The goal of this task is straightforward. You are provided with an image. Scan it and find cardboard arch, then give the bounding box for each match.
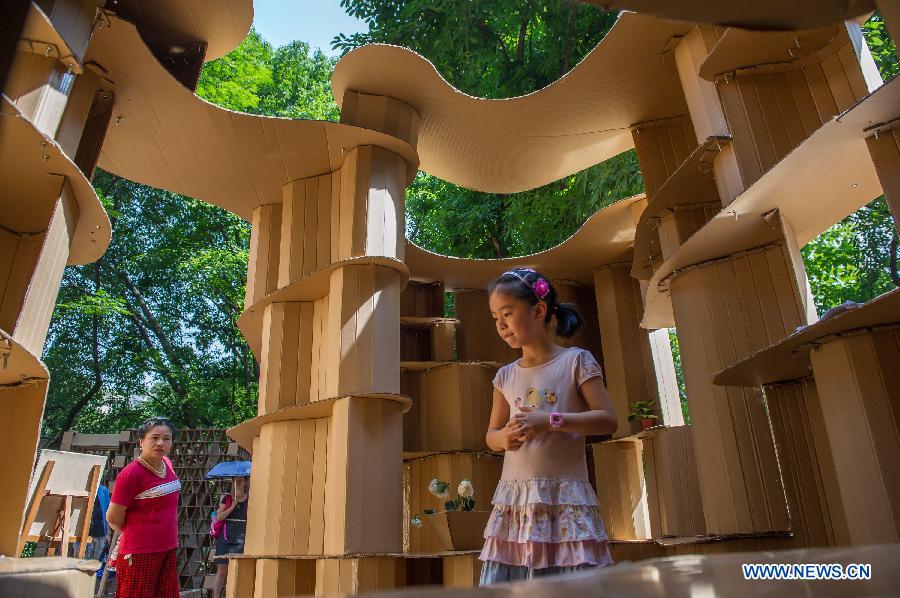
[332,13,692,194]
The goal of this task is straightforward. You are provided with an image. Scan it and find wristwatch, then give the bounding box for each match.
[549,412,564,431]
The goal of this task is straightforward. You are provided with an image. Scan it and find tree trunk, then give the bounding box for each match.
[561,0,578,75]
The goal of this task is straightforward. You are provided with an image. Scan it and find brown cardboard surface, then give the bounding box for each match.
[641,74,898,328]
[698,25,844,81]
[715,288,900,386]
[332,13,691,194]
[0,557,98,598]
[18,2,86,73]
[400,281,445,318]
[810,329,900,544]
[402,363,495,453]
[0,328,49,385]
[631,116,699,200]
[764,380,844,548]
[227,394,411,452]
[88,15,418,222]
[109,0,252,62]
[0,97,110,265]
[591,441,651,540]
[237,256,408,357]
[580,1,875,30]
[865,123,900,229]
[407,196,644,291]
[642,425,706,537]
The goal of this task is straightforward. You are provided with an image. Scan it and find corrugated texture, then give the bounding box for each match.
[592,441,651,540]
[865,125,900,228]
[631,116,698,199]
[642,426,706,537]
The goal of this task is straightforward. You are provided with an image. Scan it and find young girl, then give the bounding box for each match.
[480,268,617,585]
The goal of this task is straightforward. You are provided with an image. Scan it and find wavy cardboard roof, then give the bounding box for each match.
[582,0,874,30]
[331,12,692,194]
[405,195,645,291]
[88,14,419,221]
[109,0,253,61]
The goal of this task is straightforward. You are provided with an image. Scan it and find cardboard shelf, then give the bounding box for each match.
[226,550,481,560]
[714,288,900,387]
[579,0,873,30]
[400,317,460,327]
[87,14,419,222]
[640,75,900,329]
[237,256,409,356]
[632,136,730,279]
[402,449,502,462]
[604,424,668,443]
[0,328,49,386]
[332,13,693,195]
[400,361,503,372]
[698,25,843,82]
[227,394,412,451]
[0,97,111,265]
[405,196,644,290]
[19,2,83,73]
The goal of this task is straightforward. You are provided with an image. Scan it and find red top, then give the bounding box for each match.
[111,456,181,554]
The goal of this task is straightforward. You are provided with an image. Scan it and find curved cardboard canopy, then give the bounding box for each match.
[88,15,419,221]
[581,1,874,30]
[405,196,645,290]
[0,98,111,265]
[332,12,691,194]
[640,76,897,329]
[109,0,253,61]
[0,329,49,386]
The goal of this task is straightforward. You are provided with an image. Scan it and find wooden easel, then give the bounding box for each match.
[16,455,103,558]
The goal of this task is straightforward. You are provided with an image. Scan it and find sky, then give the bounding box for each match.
[252,0,369,55]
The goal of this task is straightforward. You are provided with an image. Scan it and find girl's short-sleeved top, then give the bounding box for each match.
[492,346,604,481]
[111,456,181,554]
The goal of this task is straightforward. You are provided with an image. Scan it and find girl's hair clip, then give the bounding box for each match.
[503,269,551,300]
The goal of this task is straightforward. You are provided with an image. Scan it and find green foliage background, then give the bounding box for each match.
[40,5,898,441]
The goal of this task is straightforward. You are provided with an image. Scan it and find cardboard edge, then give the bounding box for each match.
[0,327,50,385]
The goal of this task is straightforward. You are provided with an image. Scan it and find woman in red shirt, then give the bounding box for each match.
[107,417,181,598]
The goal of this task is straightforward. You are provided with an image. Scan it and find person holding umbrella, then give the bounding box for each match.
[207,461,250,598]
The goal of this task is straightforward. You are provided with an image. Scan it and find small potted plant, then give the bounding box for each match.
[410,479,489,551]
[628,400,659,430]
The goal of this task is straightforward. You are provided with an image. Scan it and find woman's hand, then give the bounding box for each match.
[510,406,551,441]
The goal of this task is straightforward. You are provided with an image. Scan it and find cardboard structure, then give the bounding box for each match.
[3,0,900,595]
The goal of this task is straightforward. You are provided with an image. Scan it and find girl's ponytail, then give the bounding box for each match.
[553,302,583,338]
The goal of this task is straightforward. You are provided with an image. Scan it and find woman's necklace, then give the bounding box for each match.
[138,455,166,478]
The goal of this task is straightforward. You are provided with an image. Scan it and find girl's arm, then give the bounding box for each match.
[512,376,618,438]
[215,496,237,521]
[485,388,524,452]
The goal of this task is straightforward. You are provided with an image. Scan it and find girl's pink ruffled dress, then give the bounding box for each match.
[480,347,614,575]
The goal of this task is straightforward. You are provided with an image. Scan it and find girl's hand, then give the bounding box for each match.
[510,406,551,441]
[500,420,525,451]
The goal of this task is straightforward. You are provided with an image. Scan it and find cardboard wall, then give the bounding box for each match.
[279,172,339,286]
[454,289,520,364]
[591,440,651,540]
[400,281,445,318]
[402,364,495,453]
[244,204,282,308]
[252,559,315,598]
[404,452,502,553]
[4,51,71,138]
[631,115,698,199]
[865,124,900,231]
[0,233,43,335]
[552,280,604,364]
[642,425,705,538]
[593,264,664,437]
[809,328,900,544]
[764,379,845,548]
[225,559,256,598]
[656,201,720,260]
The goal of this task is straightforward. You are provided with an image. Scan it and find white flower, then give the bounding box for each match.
[410,515,423,528]
[457,479,474,498]
[428,478,449,499]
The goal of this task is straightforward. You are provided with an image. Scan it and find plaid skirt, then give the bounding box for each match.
[115,548,178,598]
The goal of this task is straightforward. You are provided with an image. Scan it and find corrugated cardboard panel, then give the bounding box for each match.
[631,116,697,199]
[33,0,104,63]
[311,294,330,402]
[0,234,42,335]
[553,280,603,364]
[400,281,445,318]
[405,453,502,553]
[0,381,48,556]
[245,204,282,308]
[253,559,315,598]
[279,174,335,287]
[225,558,256,598]
[341,91,420,149]
[403,364,495,453]
[454,289,520,365]
[593,265,659,438]
[810,329,900,544]
[591,441,651,540]
[257,303,300,415]
[443,554,482,588]
[765,380,841,548]
[674,26,730,146]
[866,126,900,228]
[670,267,789,534]
[307,418,329,554]
[430,321,456,361]
[643,426,705,537]
[5,51,70,139]
[55,68,98,160]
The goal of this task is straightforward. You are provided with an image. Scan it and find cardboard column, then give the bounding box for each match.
[668,212,815,534]
[809,328,900,544]
[245,204,282,308]
[865,124,900,231]
[593,264,677,436]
